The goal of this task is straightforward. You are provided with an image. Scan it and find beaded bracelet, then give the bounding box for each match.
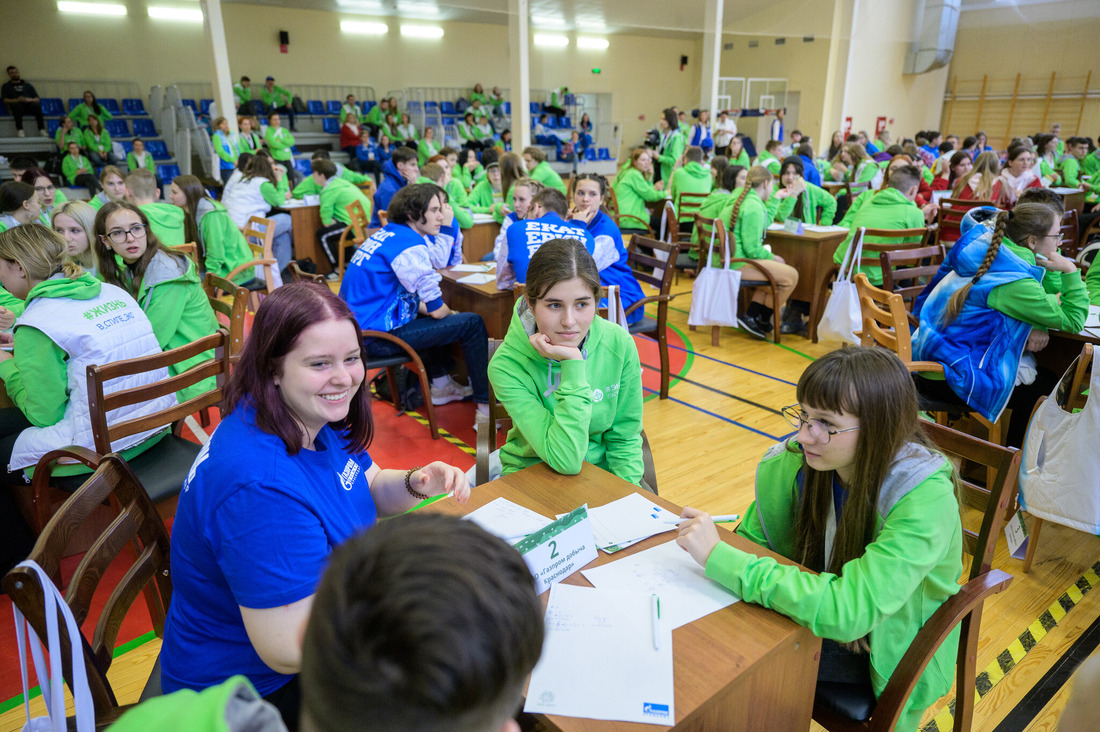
[405,466,430,500]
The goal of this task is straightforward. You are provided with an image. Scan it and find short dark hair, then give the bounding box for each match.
[0,181,35,215]
[938,141,955,154]
[301,513,543,732]
[683,145,704,164]
[226,282,373,455]
[722,164,747,191]
[391,146,418,167]
[531,187,567,217]
[9,155,38,172]
[885,164,921,193]
[1017,187,1065,214]
[310,149,331,160]
[239,75,250,82]
[388,183,447,225]
[439,146,458,158]
[6,66,16,73]
[312,158,337,178]
[526,237,601,303]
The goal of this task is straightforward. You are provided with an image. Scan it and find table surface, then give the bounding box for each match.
[428,463,821,731]
[438,266,514,339]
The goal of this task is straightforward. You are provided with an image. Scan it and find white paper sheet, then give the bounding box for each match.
[525,584,675,725]
[457,272,497,285]
[767,222,786,231]
[471,213,497,223]
[1051,187,1081,194]
[463,497,552,543]
[803,224,849,233]
[586,493,681,552]
[582,540,740,629]
[450,262,496,272]
[1083,304,1100,330]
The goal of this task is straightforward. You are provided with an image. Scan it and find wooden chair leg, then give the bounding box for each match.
[657,331,670,399]
[711,326,720,347]
[771,286,782,344]
[1022,515,1043,573]
[385,366,401,411]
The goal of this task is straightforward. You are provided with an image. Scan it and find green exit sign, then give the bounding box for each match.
[591,67,601,74]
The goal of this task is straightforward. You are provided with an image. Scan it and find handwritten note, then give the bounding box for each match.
[584,493,682,553]
[463,497,552,543]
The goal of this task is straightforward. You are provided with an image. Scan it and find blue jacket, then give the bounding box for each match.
[800,155,822,186]
[371,159,405,227]
[503,211,594,285]
[339,221,460,331]
[912,219,1043,422]
[586,210,646,325]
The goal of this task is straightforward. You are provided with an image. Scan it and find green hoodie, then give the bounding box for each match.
[123,250,219,402]
[69,102,113,127]
[706,439,961,732]
[62,153,94,186]
[418,137,441,166]
[110,676,284,732]
[264,126,295,162]
[716,188,781,265]
[756,151,781,176]
[689,188,733,260]
[1057,154,1082,188]
[488,299,644,484]
[669,161,713,223]
[443,178,474,229]
[773,182,837,226]
[140,202,186,246]
[195,199,255,285]
[292,164,370,199]
[655,130,686,184]
[320,176,372,227]
[467,178,504,216]
[612,167,665,232]
[529,160,567,195]
[0,273,165,476]
[832,187,925,285]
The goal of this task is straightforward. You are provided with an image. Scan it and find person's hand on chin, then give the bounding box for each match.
[529,332,582,362]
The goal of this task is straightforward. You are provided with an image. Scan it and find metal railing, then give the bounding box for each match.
[30,79,145,113]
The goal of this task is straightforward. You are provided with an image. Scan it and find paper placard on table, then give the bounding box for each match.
[582,539,740,629]
[457,272,497,285]
[803,224,849,233]
[514,505,598,595]
[767,222,786,231]
[450,262,496,273]
[463,497,552,543]
[585,492,681,552]
[525,583,675,726]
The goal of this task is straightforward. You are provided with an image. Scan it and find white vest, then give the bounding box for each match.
[10,282,177,470]
[221,177,269,229]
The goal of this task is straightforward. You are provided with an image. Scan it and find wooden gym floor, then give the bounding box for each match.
[2,279,1098,731]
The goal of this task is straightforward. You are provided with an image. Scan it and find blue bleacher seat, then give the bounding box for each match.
[441,101,456,115]
[424,101,439,112]
[559,118,573,129]
[42,98,65,116]
[544,117,557,129]
[529,102,541,114]
[122,98,147,115]
[146,140,170,160]
[307,100,324,116]
[322,118,340,134]
[407,101,422,112]
[597,147,610,161]
[362,100,376,113]
[46,119,60,136]
[200,99,214,115]
[106,119,130,137]
[251,100,267,115]
[293,159,312,176]
[101,98,121,115]
[120,140,134,154]
[442,116,455,127]
[326,100,341,115]
[181,99,198,113]
[504,102,511,114]
[584,147,596,161]
[68,98,82,112]
[157,164,180,182]
[133,119,157,137]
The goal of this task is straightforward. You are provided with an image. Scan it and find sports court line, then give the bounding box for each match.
[665,342,799,386]
[641,363,784,415]
[642,386,785,441]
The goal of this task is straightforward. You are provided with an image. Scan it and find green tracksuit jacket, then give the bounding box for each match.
[83,128,112,158]
[655,130,685,184]
[488,299,644,484]
[467,178,504,216]
[264,126,295,162]
[716,188,780,266]
[61,154,94,186]
[260,85,291,110]
[833,188,925,285]
[68,102,112,127]
[612,167,665,232]
[773,182,837,226]
[140,202,186,246]
[127,151,156,173]
[319,176,372,226]
[669,161,713,223]
[195,199,255,285]
[706,438,962,732]
[530,160,567,195]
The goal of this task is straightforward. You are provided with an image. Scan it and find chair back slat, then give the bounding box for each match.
[879,244,945,312]
[170,242,200,268]
[202,273,248,357]
[242,216,279,294]
[855,273,911,361]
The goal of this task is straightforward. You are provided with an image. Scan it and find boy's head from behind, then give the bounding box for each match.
[300,513,544,732]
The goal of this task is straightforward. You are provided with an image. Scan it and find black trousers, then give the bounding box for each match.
[316,222,346,267]
[0,408,36,577]
[9,102,44,132]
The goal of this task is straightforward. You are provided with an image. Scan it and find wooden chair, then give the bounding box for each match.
[378,209,389,226]
[878,244,945,325]
[812,420,1017,732]
[335,199,370,277]
[3,455,173,728]
[288,261,326,284]
[1059,208,1080,261]
[935,198,984,248]
[612,202,656,239]
[625,236,683,399]
[606,187,620,218]
[693,215,783,345]
[854,273,1009,482]
[844,180,871,202]
[1021,342,1093,573]
[26,329,232,532]
[170,241,200,268]
[229,216,281,311]
[202,273,248,359]
[362,330,440,440]
[357,178,376,201]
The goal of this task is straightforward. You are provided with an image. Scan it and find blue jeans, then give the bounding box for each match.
[367,313,489,403]
[266,212,293,272]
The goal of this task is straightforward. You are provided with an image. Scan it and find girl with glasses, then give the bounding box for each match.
[676,347,963,732]
[93,201,219,402]
[19,167,66,223]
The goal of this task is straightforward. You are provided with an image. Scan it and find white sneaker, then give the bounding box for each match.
[39,129,49,138]
[16,130,25,138]
[430,379,472,405]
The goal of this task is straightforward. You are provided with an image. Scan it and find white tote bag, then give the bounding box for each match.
[1019,356,1100,534]
[817,227,866,345]
[13,560,95,732]
[603,284,630,332]
[688,221,742,328]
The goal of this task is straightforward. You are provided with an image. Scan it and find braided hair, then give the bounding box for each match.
[728,166,772,235]
[942,203,1058,323]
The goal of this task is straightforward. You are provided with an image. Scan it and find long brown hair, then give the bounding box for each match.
[93,200,189,295]
[952,151,1000,200]
[172,174,211,257]
[942,203,1057,323]
[498,152,526,203]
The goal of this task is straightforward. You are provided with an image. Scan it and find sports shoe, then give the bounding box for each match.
[324,271,340,282]
[430,378,473,405]
[16,130,25,138]
[738,314,767,340]
[39,129,49,137]
[780,317,807,335]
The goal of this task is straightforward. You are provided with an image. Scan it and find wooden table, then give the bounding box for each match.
[464,218,502,263]
[1039,327,1100,377]
[1052,188,1085,216]
[286,203,332,275]
[438,267,514,339]
[428,463,822,731]
[822,181,847,196]
[764,226,848,342]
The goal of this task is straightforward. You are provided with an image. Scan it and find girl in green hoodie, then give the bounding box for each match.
[94,201,220,402]
[170,175,261,288]
[675,347,963,732]
[488,238,644,485]
[612,147,666,235]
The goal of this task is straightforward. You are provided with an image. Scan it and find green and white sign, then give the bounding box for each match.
[514,505,598,595]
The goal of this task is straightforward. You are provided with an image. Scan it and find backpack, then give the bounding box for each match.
[370,366,424,410]
[455,97,470,114]
[291,96,308,114]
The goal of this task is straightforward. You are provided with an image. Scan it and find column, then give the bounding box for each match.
[699,0,723,114]
[201,0,238,133]
[509,0,531,150]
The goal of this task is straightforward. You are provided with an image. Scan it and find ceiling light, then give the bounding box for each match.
[337,0,384,8]
[534,33,569,48]
[401,25,445,39]
[341,20,389,34]
[148,6,203,21]
[57,1,126,15]
[577,37,609,50]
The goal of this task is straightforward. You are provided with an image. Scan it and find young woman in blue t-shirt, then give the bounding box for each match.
[160,282,470,729]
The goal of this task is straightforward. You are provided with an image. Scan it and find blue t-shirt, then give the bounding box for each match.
[161,403,377,696]
[505,211,594,284]
[587,210,646,325]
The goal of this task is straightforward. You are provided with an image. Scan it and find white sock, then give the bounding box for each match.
[431,375,449,389]
[476,403,490,416]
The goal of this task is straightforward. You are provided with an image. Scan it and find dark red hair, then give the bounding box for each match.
[226,282,373,454]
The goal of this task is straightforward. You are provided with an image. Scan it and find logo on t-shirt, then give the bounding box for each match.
[339,458,361,491]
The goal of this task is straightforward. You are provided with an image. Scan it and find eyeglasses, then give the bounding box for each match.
[104,224,147,245]
[1043,234,1065,244]
[781,405,861,444]
[34,185,55,195]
